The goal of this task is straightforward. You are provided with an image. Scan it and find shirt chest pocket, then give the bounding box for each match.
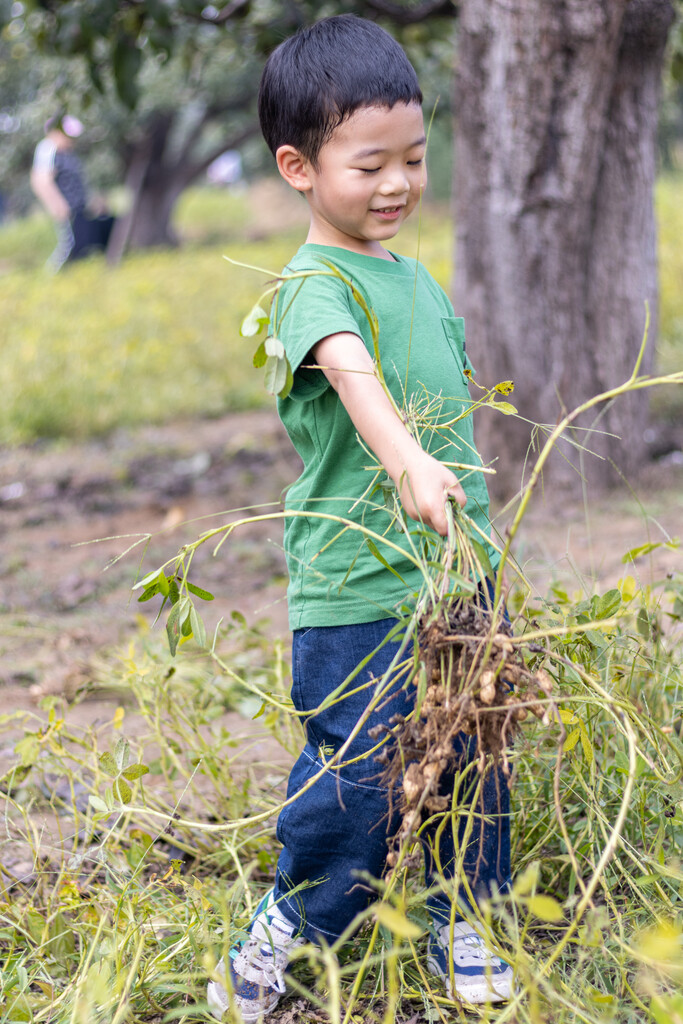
[441,316,472,386]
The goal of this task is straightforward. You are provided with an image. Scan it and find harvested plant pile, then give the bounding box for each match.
[376,598,555,869]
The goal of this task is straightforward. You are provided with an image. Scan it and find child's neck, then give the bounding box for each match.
[304,229,396,262]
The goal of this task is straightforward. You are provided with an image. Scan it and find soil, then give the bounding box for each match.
[1,407,681,712]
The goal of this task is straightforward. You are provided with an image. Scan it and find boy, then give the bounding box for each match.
[208,15,512,1021]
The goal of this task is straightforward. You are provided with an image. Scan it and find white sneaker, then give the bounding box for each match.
[207,890,304,1022]
[427,920,514,1004]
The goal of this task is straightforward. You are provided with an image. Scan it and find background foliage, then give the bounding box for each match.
[0,178,681,445]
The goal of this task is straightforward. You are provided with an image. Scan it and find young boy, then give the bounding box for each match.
[208,15,512,1020]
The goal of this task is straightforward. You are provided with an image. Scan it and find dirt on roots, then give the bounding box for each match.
[372,596,557,869]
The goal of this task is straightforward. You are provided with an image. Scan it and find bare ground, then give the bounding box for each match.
[1,407,681,709]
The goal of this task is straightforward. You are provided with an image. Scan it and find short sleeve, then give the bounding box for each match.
[32,138,56,174]
[270,261,366,401]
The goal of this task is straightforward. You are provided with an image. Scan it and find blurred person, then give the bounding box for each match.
[30,113,115,271]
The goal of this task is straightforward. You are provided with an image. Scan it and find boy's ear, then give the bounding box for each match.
[276,145,313,192]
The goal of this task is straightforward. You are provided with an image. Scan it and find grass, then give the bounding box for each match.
[1,525,681,1023]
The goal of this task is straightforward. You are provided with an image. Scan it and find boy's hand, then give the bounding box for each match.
[394,448,466,537]
[313,331,467,537]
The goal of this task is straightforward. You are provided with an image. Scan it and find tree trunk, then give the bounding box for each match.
[107,113,178,263]
[106,113,259,263]
[453,0,675,497]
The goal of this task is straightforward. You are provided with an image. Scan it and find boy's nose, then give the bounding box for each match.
[378,169,410,195]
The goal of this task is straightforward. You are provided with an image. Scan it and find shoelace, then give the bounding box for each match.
[258,955,287,994]
[238,933,290,995]
[438,926,499,965]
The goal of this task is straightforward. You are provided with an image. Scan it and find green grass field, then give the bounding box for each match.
[1,175,680,444]
[0,184,451,444]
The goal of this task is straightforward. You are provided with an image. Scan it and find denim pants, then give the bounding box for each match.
[273,611,511,944]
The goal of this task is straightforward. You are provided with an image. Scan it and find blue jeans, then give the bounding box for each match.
[273,605,511,943]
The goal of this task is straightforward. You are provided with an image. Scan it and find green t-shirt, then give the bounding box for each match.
[272,243,497,630]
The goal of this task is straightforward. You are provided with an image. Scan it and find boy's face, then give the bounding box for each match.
[295,102,427,257]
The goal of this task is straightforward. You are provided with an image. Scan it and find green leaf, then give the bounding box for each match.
[190,606,207,648]
[373,903,423,939]
[121,764,149,782]
[471,540,493,579]
[137,583,160,603]
[46,911,75,962]
[594,588,621,619]
[88,795,110,815]
[14,734,40,767]
[524,894,564,923]
[491,399,517,416]
[264,354,289,396]
[279,360,294,400]
[113,777,133,804]
[186,582,215,601]
[366,538,408,583]
[157,572,170,598]
[622,538,679,562]
[636,607,651,640]
[99,751,118,778]
[241,303,269,337]
[133,567,165,591]
[115,737,130,770]
[253,339,267,368]
[166,601,182,656]
[563,728,581,753]
[513,860,541,896]
[579,723,594,765]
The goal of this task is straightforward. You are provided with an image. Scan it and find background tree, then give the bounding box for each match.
[1,0,454,257]
[0,2,270,254]
[453,0,678,492]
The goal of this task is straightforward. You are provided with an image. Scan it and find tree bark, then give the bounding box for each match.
[106,113,259,262]
[107,112,177,263]
[453,0,675,496]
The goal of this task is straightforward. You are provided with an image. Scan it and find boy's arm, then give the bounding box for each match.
[313,332,466,537]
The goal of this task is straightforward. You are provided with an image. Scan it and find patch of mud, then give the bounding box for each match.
[0,410,301,696]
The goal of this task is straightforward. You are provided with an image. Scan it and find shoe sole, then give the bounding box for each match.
[426,955,513,1005]
[207,978,280,1022]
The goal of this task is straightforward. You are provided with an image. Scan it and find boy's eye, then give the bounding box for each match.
[358,167,380,174]
[407,158,424,166]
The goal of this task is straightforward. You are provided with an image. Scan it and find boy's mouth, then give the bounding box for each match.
[372,205,403,220]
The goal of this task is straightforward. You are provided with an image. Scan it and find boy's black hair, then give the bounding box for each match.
[258,14,422,167]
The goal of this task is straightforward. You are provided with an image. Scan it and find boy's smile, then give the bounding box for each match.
[281,102,427,259]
